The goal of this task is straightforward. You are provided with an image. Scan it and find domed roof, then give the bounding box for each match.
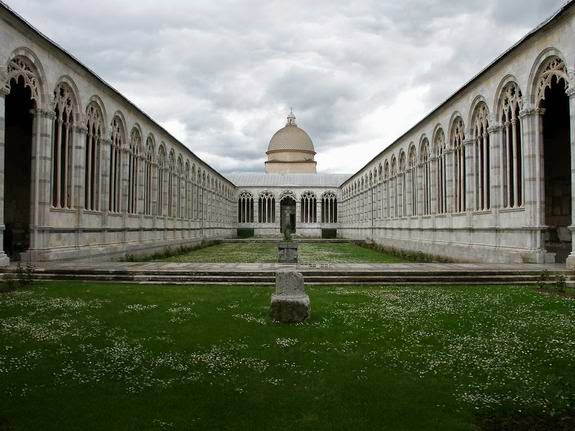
[267,111,315,154]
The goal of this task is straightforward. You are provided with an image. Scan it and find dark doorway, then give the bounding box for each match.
[542,76,571,262]
[280,197,296,234]
[4,77,34,259]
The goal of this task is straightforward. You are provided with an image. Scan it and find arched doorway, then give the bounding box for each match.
[540,63,571,262]
[4,76,34,259]
[280,196,296,234]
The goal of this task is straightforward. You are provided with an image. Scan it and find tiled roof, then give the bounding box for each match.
[225,173,350,188]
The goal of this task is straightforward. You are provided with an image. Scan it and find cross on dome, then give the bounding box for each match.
[286,108,297,126]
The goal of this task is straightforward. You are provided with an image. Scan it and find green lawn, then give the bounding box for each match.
[1,283,575,430]
[158,242,407,263]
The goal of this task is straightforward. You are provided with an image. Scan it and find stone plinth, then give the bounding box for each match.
[278,242,298,263]
[271,270,310,323]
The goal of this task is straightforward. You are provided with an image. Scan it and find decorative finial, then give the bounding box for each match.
[286,108,296,126]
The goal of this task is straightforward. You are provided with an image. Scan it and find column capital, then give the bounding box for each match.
[463,138,475,147]
[31,108,55,119]
[73,125,88,134]
[487,124,503,133]
[567,87,575,97]
[519,107,544,118]
[0,85,9,97]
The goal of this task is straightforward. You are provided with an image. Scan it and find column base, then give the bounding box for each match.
[0,252,10,267]
[566,254,575,269]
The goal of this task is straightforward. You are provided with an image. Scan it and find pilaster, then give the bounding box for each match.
[29,108,54,251]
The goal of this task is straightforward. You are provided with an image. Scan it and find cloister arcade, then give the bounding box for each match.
[0,1,574,265]
[340,47,575,265]
[0,44,236,263]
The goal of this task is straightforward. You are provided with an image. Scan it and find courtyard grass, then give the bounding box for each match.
[157,241,407,263]
[1,283,575,430]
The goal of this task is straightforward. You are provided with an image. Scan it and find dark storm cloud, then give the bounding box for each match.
[5,0,568,173]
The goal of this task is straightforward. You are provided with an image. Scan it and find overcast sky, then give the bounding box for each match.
[5,0,567,174]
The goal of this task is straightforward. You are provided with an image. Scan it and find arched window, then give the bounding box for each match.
[157,146,166,216]
[127,127,141,214]
[452,118,466,213]
[322,192,337,223]
[238,192,254,223]
[84,102,104,211]
[185,162,191,219]
[378,164,383,219]
[143,137,154,216]
[258,192,275,223]
[434,129,447,214]
[191,165,197,220]
[408,146,417,216]
[52,82,76,209]
[109,115,125,213]
[391,157,398,218]
[177,156,183,218]
[500,82,523,208]
[384,161,390,218]
[399,152,407,217]
[167,150,175,217]
[473,103,491,211]
[301,191,317,223]
[420,139,431,216]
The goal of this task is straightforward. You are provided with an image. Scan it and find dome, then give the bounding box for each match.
[267,111,315,154]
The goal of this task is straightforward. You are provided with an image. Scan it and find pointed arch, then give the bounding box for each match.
[127,126,142,214]
[84,100,105,211]
[450,115,466,213]
[109,114,125,213]
[51,80,78,209]
[471,102,491,210]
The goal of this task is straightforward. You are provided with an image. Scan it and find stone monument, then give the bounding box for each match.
[270,270,310,323]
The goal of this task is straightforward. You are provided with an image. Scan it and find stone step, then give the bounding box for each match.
[10,270,574,285]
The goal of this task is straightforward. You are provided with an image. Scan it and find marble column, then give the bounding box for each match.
[565,89,575,268]
[464,138,475,212]
[0,89,9,265]
[488,124,503,210]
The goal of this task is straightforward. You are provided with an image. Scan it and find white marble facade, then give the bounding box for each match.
[0,2,574,265]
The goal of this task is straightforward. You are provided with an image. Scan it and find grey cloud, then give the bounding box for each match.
[5,0,566,173]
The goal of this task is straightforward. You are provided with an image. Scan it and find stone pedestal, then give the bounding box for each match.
[271,270,310,323]
[277,241,298,263]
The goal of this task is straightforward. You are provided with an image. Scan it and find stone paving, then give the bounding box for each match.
[24,261,568,273]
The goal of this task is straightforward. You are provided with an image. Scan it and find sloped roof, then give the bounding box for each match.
[225,173,350,188]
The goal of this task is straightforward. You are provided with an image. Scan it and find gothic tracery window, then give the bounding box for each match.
[109,115,125,213]
[301,191,317,223]
[258,191,275,223]
[238,192,254,223]
[52,82,76,209]
[452,118,466,213]
[127,127,141,214]
[143,137,154,216]
[420,139,431,216]
[177,156,184,218]
[167,151,175,217]
[399,152,407,217]
[84,102,104,211]
[434,129,447,214]
[408,146,417,216]
[473,103,491,211]
[321,191,337,223]
[500,82,523,208]
[157,146,166,216]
